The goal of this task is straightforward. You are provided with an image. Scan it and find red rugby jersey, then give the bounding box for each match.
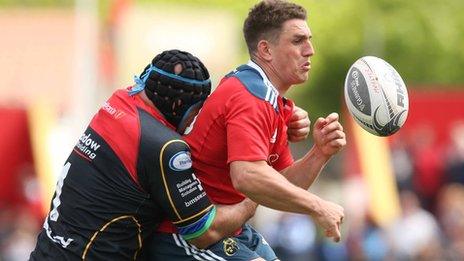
[157,62,295,234]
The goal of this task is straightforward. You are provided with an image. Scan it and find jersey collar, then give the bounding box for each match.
[247,60,279,95]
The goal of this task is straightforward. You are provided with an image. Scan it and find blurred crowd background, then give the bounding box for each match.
[1,0,463,260]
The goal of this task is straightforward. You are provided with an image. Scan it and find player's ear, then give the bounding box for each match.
[256,40,272,62]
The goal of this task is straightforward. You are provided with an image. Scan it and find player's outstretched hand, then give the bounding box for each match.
[312,199,345,243]
[287,106,310,142]
[312,112,346,157]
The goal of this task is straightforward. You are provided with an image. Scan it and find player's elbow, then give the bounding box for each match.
[229,161,258,195]
[230,163,247,193]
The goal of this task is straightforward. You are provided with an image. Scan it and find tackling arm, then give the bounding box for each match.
[153,139,257,249]
[188,199,257,248]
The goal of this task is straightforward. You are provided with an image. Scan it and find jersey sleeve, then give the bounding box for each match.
[152,140,215,240]
[225,91,274,163]
[272,145,294,171]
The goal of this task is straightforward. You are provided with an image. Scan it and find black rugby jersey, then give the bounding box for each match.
[30,89,214,260]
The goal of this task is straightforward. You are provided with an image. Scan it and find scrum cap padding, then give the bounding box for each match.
[141,50,211,128]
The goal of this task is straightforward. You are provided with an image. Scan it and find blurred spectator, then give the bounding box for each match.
[410,124,445,212]
[436,184,464,260]
[316,237,348,261]
[0,209,39,261]
[361,216,389,261]
[444,121,464,185]
[259,211,318,260]
[345,214,389,261]
[0,209,15,259]
[271,213,317,261]
[390,133,414,191]
[387,189,442,260]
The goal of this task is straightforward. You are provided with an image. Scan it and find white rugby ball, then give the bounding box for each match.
[344,56,409,136]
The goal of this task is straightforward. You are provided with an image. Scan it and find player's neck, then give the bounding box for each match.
[250,57,290,96]
[139,90,163,116]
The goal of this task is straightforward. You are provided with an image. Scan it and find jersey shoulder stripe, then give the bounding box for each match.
[225,65,279,112]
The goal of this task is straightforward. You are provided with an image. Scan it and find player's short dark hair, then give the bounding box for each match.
[243,0,307,54]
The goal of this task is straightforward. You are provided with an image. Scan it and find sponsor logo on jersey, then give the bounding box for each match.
[102,101,125,119]
[268,153,279,164]
[175,174,206,207]
[169,151,192,171]
[184,191,207,207]
[176,174,204,199]
[75,133,101,160]
[223,238,239,256]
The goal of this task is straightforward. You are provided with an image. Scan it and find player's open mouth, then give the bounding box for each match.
[302,62,311,71]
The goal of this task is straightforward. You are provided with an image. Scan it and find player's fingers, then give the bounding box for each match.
[321,121,343,134]
[323,130,345,143]
[288,128,310,138]
[329,136,347,148]
[288,133,308,143]
[325,226,341,243]
[288,118,310,129]
[324,112,339,124]
[319,130,344,145]
[332,225,341,243]
[327,139,346,151]
[325,229,332,237]
[323,128,344,139]
[314,117,326,130]
[290,106,308,121]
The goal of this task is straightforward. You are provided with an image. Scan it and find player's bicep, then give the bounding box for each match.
[154,140,215,239]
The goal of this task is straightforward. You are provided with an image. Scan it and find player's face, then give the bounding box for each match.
[270,19,314,88]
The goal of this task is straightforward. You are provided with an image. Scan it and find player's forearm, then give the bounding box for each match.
[280,145,331,190]
[230,161,324,216]
[211,199,257,236]
[187,199,257,248]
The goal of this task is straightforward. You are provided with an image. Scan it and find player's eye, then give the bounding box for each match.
[293,38,306,45]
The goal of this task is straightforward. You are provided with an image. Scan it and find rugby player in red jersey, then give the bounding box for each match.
[151,1,346,260]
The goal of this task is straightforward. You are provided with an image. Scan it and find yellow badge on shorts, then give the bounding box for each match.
[223,238,238,256]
